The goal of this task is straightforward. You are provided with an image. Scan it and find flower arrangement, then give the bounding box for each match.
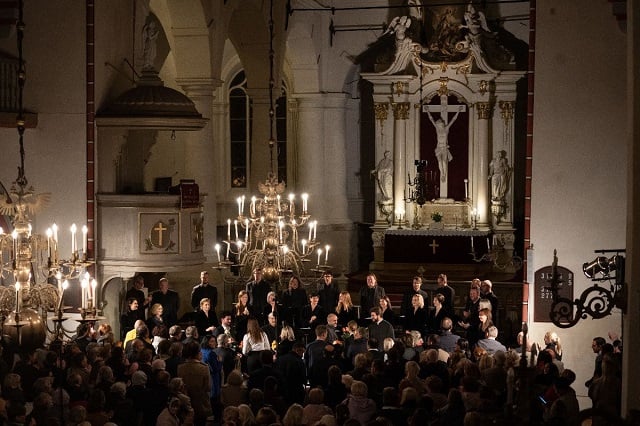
[431,211,443,222]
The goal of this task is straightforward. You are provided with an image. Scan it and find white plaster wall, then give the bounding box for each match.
[530,0,626,408]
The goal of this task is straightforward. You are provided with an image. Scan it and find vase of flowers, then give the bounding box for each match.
[430,211,444,229]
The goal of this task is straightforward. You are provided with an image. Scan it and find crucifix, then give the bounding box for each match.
[429,239,440,255]
[423,94,467,199]
[154,222,167,247]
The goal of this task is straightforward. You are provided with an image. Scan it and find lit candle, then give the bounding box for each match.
[308,223,313,241]
[302,193,308,214]
[27,224,32,237]
[234,220,239,240]
[464,179,469,199]
[250,196,257,217]
[46,228,52,260]
[301,239,307,254]
[236,197,242,216]
[245,219,249,241]
[276,195,281,214]
[81,277,87,309]
[11,230,17,260]
[82,225,88,256]
[52,223,58,263]
[215,243,221,263]
[241,195,245,215]
[57,280,68,312]
[91,278,97,301]
[70,223,77,255]
[279,221,284,243]
[317,248,322,266]
[325,244,330,264]
[225,241,230,259]
[14,282,20,312]
[227,219,231,240]
[282,245,289,269]
[288,193,295,217]
[313,221,317,240]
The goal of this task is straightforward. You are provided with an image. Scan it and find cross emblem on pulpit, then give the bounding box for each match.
[429,239,439,255]
[150,221,169,248]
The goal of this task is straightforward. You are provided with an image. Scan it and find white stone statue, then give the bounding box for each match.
[489,150,510,201]
[371,150,393,201]
[426,109,461,182]
[459,3,496,73]
[380,15,416,75]
[142,20,160,71]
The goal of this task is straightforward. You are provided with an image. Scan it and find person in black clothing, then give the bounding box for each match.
[194,297,218,337]
[281,276,307,328]
[246,268,271,316]
[150,277,180,327]
[434,273,455,316]
[120,298,141,340]
[359,273,386,321]
[275,342,307,405]
[190,271,218,313]
[214,334,239,384]
[300,293,326,331]
[317,271,339,316]
[480,279,499,326]
[262,312,279,346]
[404,294,428,334]
[261,291,280,326]
[126,275,150,317]
[401,276,430,318]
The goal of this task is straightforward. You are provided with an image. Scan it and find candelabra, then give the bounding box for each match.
[470,236,523,270]
[217,172,331,286]
[404,160,428,229]
[0,0,98,348]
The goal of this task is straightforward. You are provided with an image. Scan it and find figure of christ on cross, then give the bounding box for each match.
[424,95,466,199]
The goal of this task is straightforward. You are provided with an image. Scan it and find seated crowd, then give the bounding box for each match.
[0,271,621,425]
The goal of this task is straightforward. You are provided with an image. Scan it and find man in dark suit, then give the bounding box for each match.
[126,275,150,320]
[245,268,271,315]
[150,277,180,327]
[481,279,499,325]
[434,273,455,315]
[317,271,339,315]
[304,325,328,375]
[190,271,218,313]
[275,342,306,405]
[438,317,461,353]
[346,326,368,365]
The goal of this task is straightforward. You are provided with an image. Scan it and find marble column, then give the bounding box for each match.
[177,78,217,259]
[392,102,410,223]
[476,101,492,227]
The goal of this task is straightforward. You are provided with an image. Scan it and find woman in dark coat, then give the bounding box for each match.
[404,294,428,334]
[195,298,218,337]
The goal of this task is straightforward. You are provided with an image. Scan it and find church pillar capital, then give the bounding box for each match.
[175,78,222,98]
[391,102,411,120]
[476,102,493,120]
[374,102,390,122]
[499,101,515,122]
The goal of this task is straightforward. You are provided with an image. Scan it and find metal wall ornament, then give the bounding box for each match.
[548,249,626,328]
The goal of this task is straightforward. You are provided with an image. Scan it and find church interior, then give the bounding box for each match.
[0,0,637,419]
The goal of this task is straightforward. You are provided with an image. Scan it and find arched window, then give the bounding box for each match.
[229,70,251,188]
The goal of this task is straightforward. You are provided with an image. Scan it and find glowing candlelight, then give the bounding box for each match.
[70,223,77,255]
[308,223,313,241]
[317,248,323,266]
[313,221,317,240]
[236,197,242,216]
[301,193,308,214]
[57,280,68,312]
[82,225,88,256]
[279,221,284,243]
[245,219,249,241]
[464,179,469,199]
[81,276,88,308]
[234,220,238,240]
[225,241,230,259]
[241,195,245,215]
[250,196,257,217]
[227,219,231,240]
[325,244,330,264]
[276,195,281,214]
[91,278,97,301]
[215,243,221,263]
[301,239,307,254]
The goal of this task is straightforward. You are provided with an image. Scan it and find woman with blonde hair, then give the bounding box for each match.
[335,291,357,329]
[282,403,304,426]
[241,318,270,373]
[195,297,218,337]
[404,294,427,333]
[276,325,296,357]
[544,331,563,361]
